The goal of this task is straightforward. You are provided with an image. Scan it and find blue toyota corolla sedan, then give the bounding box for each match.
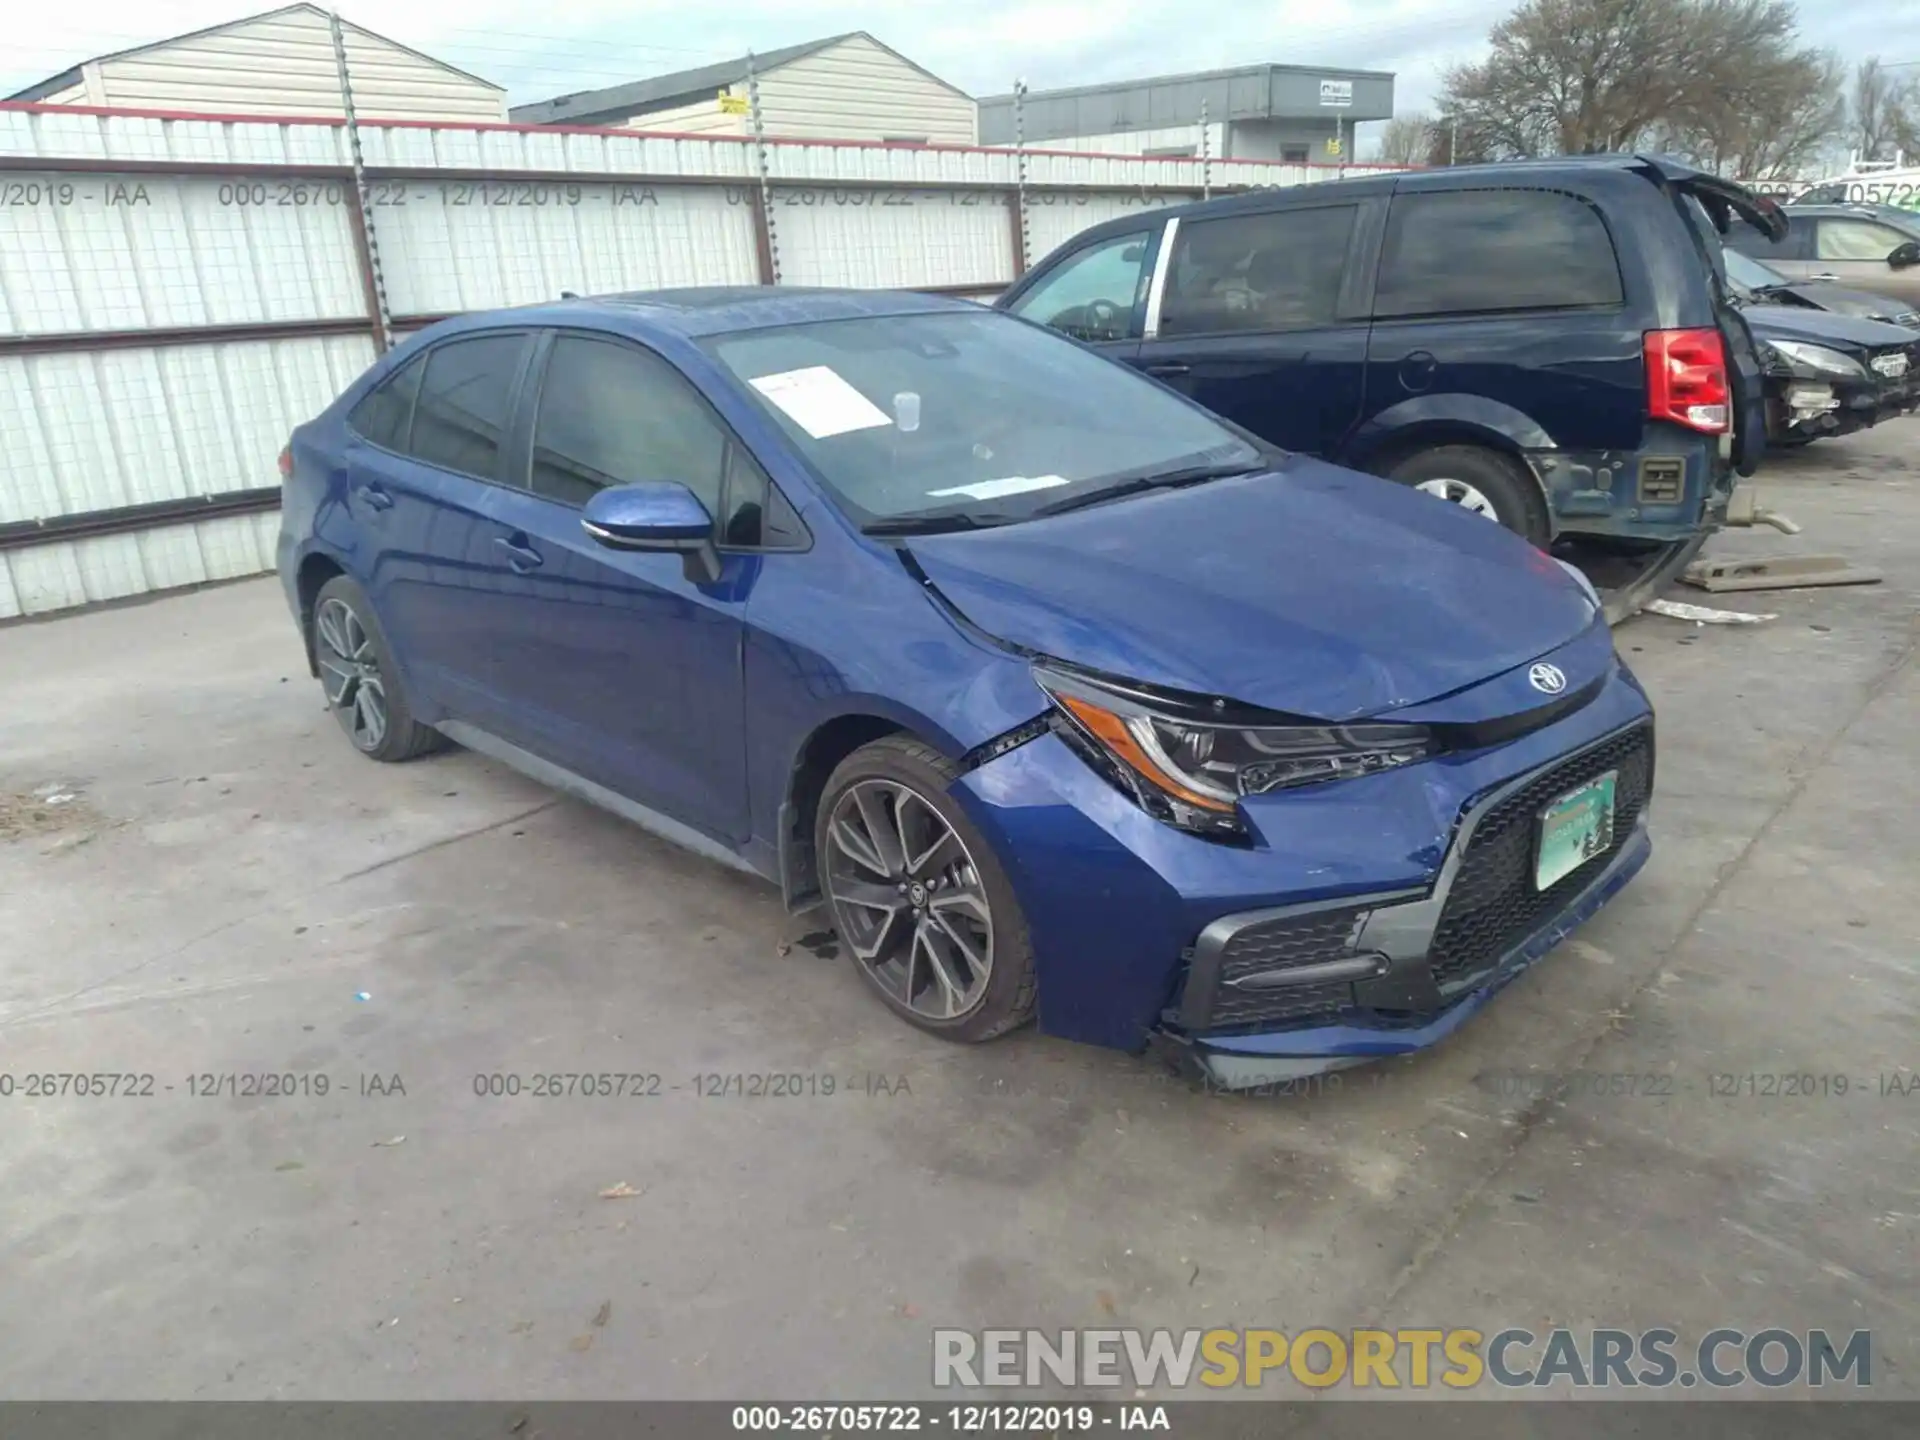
[277,288,1653,1089]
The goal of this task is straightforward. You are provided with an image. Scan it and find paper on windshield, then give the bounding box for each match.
[926,475,1071,501]
[749,366,892,439]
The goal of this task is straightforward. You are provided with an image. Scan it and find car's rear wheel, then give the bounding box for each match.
[311,575,444,763]
[816,736,1036,1043]
[1386,445,1550,548]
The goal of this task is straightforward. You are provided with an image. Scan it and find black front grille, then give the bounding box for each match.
[1207,905,1370,1029]
[1218,906,1367,980]
[1209,978,1358,1029]
[1428,725,1653,989]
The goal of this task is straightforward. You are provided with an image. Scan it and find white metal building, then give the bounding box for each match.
[980,65,1394,165]
[6,3,508,123]
[512,33,977,146]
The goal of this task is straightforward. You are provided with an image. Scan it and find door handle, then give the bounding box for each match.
[354,483,394,512]
[494,535,544,573]
[1144,362,1191,377]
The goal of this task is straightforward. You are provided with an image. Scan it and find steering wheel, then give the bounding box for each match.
[1084,298,1122,338]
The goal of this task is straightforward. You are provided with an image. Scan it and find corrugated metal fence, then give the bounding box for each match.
[0,101,1399,618]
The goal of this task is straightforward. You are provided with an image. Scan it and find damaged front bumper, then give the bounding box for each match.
[951,645,1657,1088]
[1179,802,1650,1090]
[1167,721,1652,1089]
[1765,359,1919,443]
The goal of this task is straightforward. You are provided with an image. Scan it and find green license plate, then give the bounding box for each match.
[1535,771,1618,890]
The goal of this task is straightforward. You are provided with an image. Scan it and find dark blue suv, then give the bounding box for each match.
[998,156,1783,565]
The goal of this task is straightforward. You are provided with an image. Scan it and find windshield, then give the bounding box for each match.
[702,309,1263,529]
[1722,248,1787,293]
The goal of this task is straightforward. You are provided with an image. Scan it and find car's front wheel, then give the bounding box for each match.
[816,736,1036,1042]
[1386,444,1550,547]
[311,575,445,763]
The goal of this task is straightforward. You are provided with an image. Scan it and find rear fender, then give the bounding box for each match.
[1342,396,1554,513]
[1345,394,1556,464]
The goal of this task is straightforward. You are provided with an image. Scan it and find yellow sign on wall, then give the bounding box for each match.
[718,92,750,115]
[1325,136,1344,157]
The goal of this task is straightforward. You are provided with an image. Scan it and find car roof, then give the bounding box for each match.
[425,286,980,342]
[1051,153,1683,247]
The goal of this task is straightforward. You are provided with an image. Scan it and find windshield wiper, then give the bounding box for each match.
[862,511,1017,536]
[1030,461,1264,519]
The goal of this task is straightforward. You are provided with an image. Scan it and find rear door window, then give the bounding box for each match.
[346,356,422,451]
[1159,206,1357,336]
[407,334,529,482]
[1373,189,1624,318]
[1006,230,1153,341]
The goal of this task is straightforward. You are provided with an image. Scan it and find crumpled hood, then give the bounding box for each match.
[1745,303,1919,352]
[905,458,1600,722]
[1766,282,1915,326]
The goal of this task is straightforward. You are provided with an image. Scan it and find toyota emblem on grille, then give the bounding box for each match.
[1529,663,1568,695]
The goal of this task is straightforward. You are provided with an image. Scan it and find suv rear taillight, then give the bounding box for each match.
[1644,328,1729,434]
[277,444,294,480]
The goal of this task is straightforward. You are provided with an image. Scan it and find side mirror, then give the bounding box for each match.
[1888,241,1920,269]
[1121,243,1144,263]
[581,482,721,584]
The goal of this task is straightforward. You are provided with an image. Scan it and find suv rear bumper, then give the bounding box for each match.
[1525,441,1732,544]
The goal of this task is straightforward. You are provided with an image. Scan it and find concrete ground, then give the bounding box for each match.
[0,427,1914,1402]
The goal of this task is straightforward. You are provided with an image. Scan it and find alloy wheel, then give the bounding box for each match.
[823,779,994,1021]
[1414,477,1500,519]
[315,597,389,753]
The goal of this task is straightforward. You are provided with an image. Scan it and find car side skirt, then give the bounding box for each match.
[436,720,773,882]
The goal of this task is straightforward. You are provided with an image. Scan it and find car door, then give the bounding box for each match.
[481,329,776,842]
[1809,216,1920,304]
[1362,185,1642,468]
[998,225,1159,364]
[347,330,534,723]
[1129,200,1374,456]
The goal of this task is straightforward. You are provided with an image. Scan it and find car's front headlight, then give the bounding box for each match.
[1034,665,1435,839]
[1767,339,1868,380]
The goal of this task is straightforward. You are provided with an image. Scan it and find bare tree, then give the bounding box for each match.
[1873,65,1920,161]
[1375,114,1435,166]
[1438,0,1843,169]
[1658,47,1846,178]
[1852,59,1897,161]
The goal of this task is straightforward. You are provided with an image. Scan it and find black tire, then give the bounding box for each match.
[1385,444,1551,548]
[815,735,1037,1043]
[310,575,445,763]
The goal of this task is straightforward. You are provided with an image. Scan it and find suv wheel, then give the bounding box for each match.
[816,736,1037,1043]
[1386,445,1550,548]
[311,576,445,762]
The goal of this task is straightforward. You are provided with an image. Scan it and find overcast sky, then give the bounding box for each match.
[8,0,1920,148]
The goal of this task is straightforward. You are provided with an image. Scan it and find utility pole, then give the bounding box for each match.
[746,50,779,285]
[1012,79,1031,276]
[1199,97,1212,200]
[329,9,392,352]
